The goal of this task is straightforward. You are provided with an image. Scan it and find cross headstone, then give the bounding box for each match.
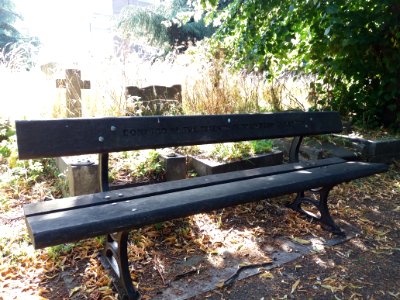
[56,69,90,118]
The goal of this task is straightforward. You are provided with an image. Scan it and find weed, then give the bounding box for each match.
[0,119,14,142]
[154,223,164,231]
[209,140,273,162]
[47,242,81,259]
[181,41,311,115]
[211,142,252,162]
[109,150,166,185]
[250,139,274,154]
[183,47,264,115]
[135,150,165,181]
[0,130,64,211]
[175,145,201,156]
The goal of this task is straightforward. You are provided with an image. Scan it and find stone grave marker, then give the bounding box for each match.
[56,69,91,118]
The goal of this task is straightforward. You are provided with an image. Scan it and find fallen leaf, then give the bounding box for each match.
[215,280,225,288]
[321,284,345,293]
[239,262,250,267]
[213,241,223,247]
[321,284,335,292]
[291,237,311,245]
[295,264,302,270]
[291,279,300,294]
[163,236,177,245]
[45,274,60,282]
[69,286,81,297]
[260,272,274,279]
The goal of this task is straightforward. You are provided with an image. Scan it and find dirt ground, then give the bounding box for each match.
[1,163,399,300]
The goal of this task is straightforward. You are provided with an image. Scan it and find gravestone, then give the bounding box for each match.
[56,69,91,118]
[125,84,182,115]
[55,69,92,195]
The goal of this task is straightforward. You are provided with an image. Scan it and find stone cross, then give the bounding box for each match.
[56,69,90,118]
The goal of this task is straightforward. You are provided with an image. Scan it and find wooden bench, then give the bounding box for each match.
[16,111,388,299]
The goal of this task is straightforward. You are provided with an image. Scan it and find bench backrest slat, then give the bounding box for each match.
[16,111,342,159]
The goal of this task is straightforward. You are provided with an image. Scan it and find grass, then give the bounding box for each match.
[209,140,274,162]
[0,122,65,212]
[178,139,274,163]
[1,38,312,122]
[182,41,311,115]
[109,149,166,185]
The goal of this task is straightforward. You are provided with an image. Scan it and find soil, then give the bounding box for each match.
[1,163,399,300]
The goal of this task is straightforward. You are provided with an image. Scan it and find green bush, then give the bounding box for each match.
[201,0,400,130]
[116,0,214,51]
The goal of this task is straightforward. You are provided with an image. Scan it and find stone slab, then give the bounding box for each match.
[333,134,400,163]
[188,151,283,176]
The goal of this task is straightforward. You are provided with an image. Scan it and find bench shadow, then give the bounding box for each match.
[123,195,345,299]
[35,194,356,300]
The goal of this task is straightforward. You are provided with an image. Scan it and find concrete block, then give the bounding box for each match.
[363,139,400,163]
[56,155,100,196]
[273,138,359,161]
[56,152,188,197]
[160,152,186,181]
[333,134,400,163]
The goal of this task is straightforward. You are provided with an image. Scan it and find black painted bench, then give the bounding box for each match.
[16,111,388,299]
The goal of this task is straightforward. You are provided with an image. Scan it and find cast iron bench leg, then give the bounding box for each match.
[101,231,141,300]
[287,186,344,235]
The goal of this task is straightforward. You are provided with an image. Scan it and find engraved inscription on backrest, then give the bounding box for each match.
[16,112,343,159]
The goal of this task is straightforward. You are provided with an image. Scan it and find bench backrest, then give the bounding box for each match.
[16,111,342,159]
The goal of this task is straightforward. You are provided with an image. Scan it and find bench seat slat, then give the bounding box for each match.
[26,161,388,249]
[16,112,342,159]
[24,157,345,217]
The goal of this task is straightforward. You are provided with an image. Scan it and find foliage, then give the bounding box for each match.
[135,150,165,181]
[210,139,273,162]
[47,243,80,259]
[0,119,14,142]
[0,39,40,70]
[0,0,40,69]
[182,39,315,116]
[0,0,20,50]
[0,130,62,192]
[200,0,400,130]
[249,139,273,154]
[183,40,268,114]
[109,150,166,184]
[117,6,170,49]
[116,0,214,51]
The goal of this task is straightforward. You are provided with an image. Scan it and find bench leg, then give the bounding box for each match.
[101,231,141,300]
[287,186,344,234]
